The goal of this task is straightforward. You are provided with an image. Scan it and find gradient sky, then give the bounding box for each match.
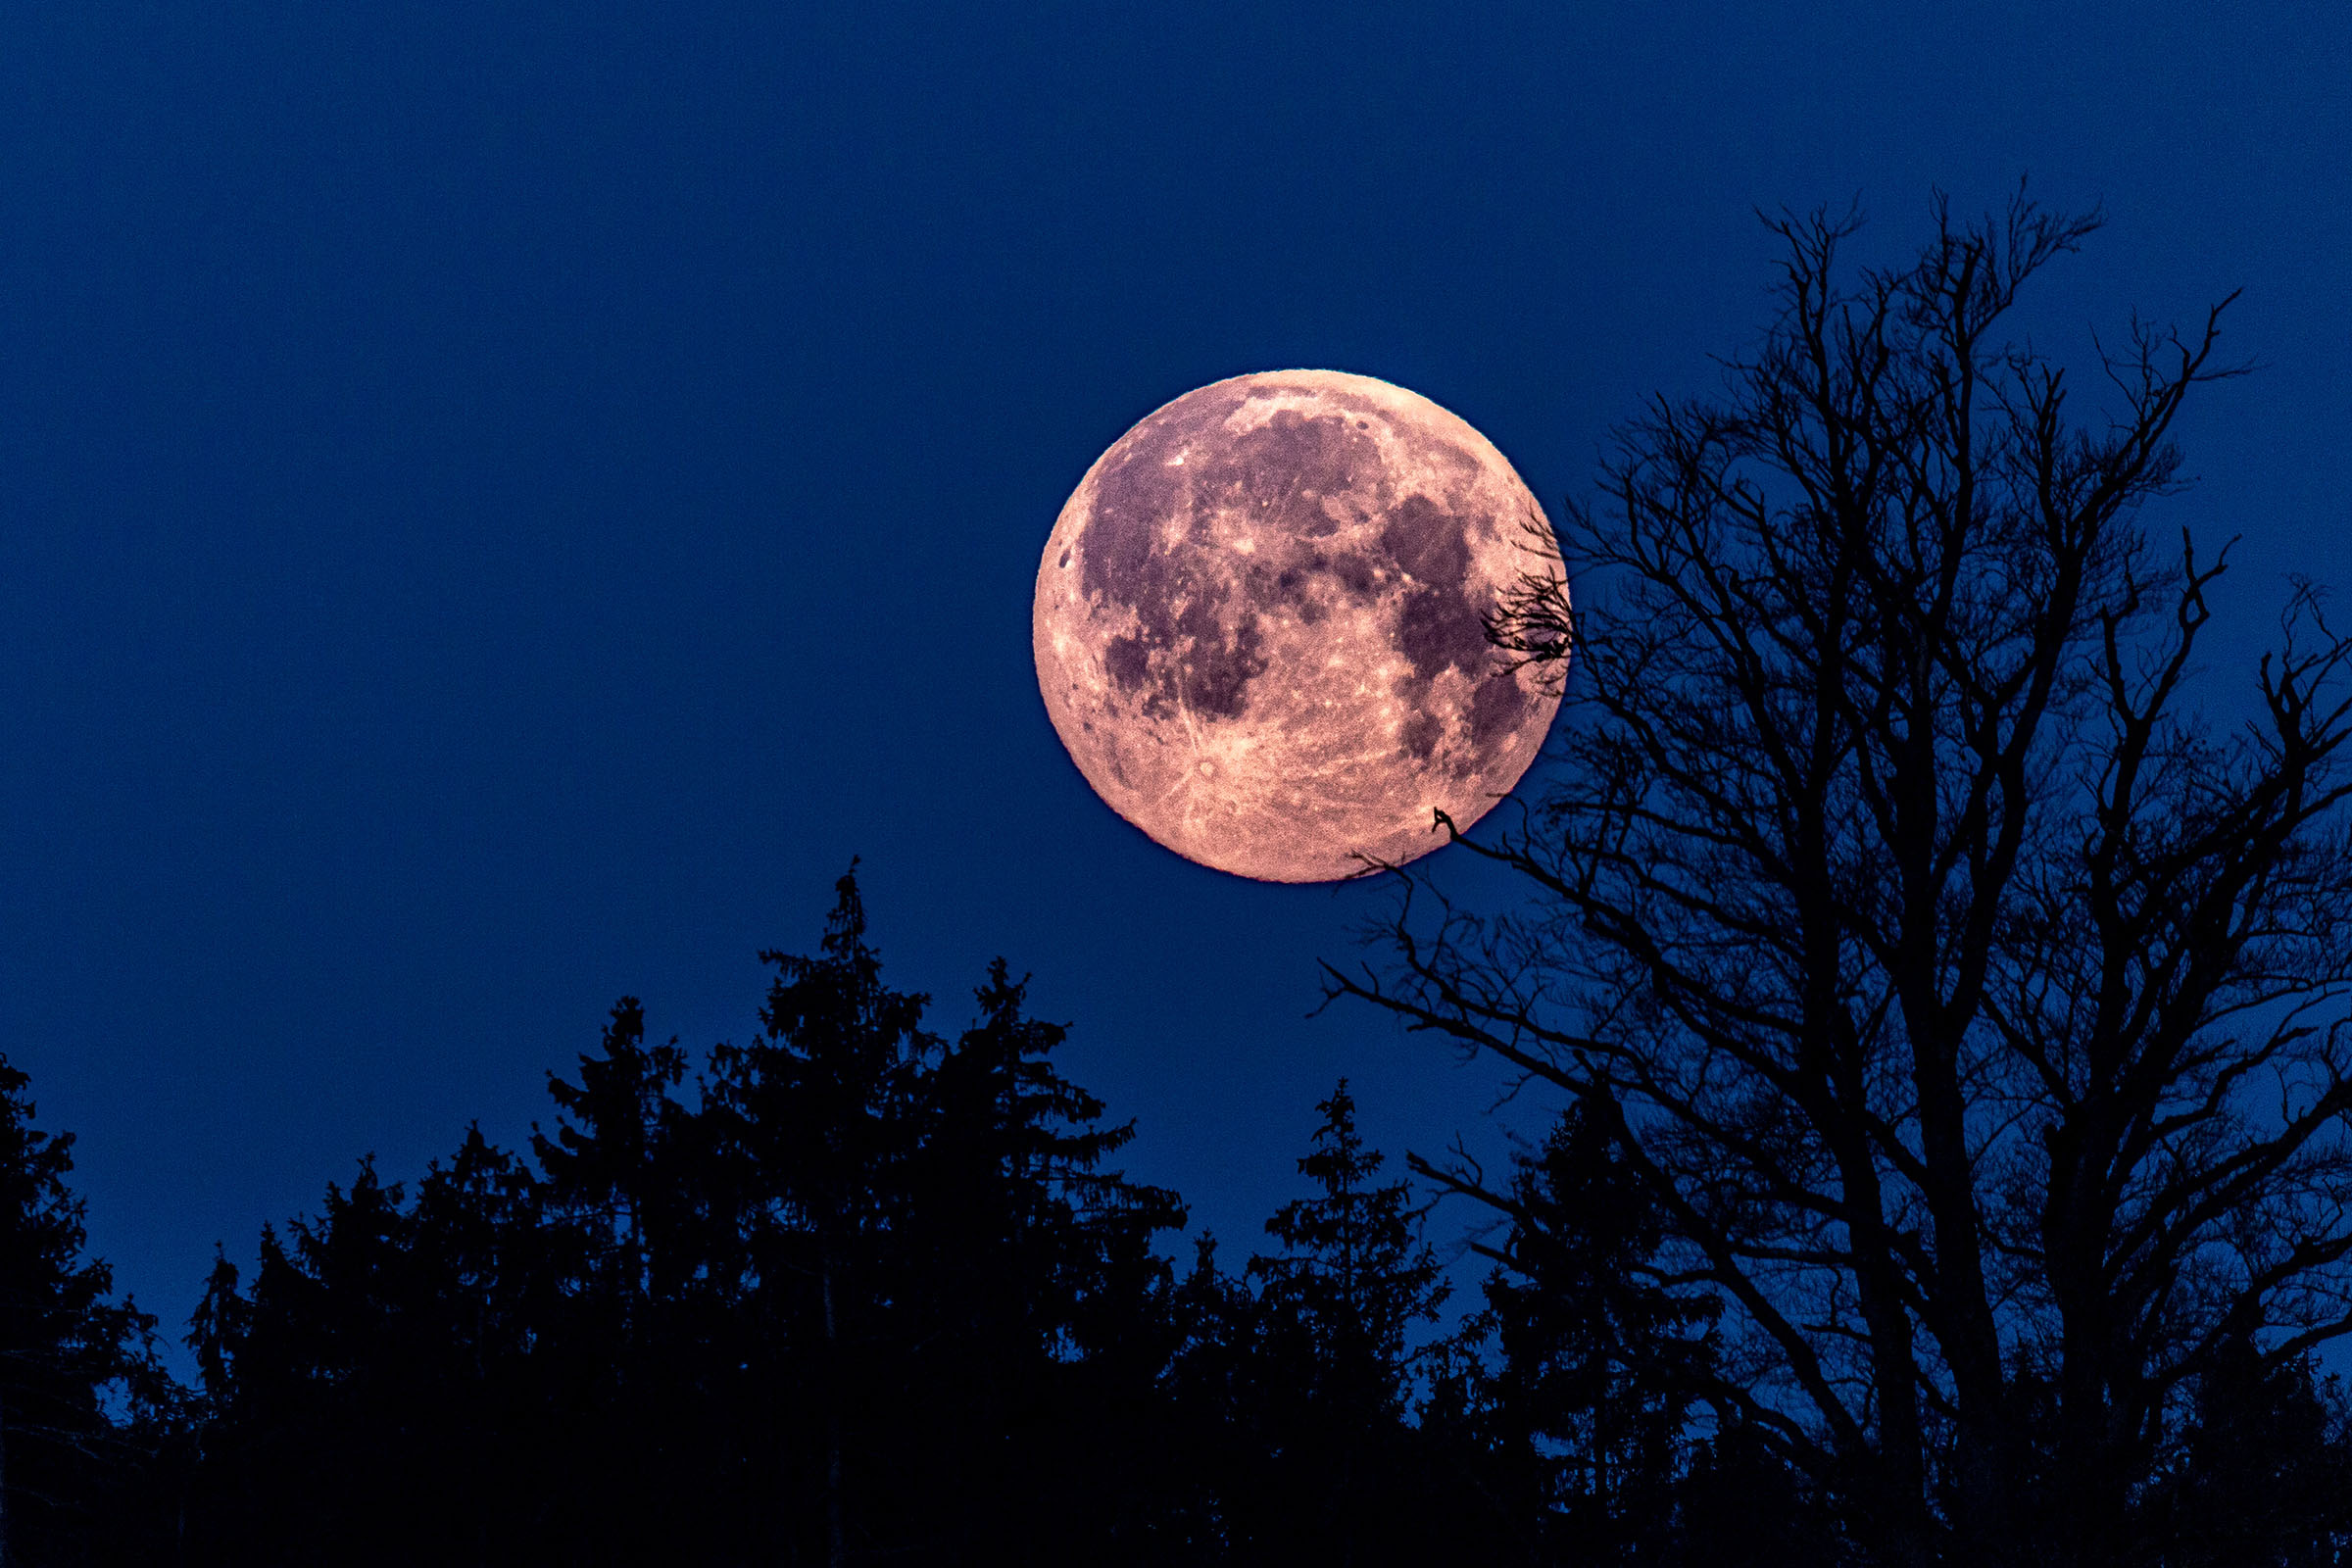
[4,1,2349,1372]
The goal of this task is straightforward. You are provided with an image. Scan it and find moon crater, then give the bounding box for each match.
[1034,369,1566,883]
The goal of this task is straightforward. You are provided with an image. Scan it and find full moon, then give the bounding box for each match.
[1032,369,1567,883]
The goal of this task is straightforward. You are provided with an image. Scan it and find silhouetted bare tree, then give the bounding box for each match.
[1327,192,2352,1568]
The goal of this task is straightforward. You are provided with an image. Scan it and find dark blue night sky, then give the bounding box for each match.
[4,1,2348,1366]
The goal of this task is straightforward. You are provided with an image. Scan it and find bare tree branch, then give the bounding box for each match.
[1340,193,2352,1568]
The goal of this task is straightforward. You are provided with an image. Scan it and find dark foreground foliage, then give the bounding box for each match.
[5,865,2348,1565]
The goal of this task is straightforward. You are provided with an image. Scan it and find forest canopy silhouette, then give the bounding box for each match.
[6,196,2352,1567]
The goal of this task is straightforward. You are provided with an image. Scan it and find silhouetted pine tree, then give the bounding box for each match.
[1253,1081,1448,1408]
[181,1131,564,1566]
[2143,1336,2352,1568]
[704,861,935,1565]
[1216,1080,1451,1565]
[0,1051,164,1568]
[894,957,1186,1562]
[1668,1419,1849,1568]
[533,997,691,1318]
[528,995,741,1564]
[1412,1093,1848,1567]
[1159,1231,1261,1558]
[1484,1099,1717,1560]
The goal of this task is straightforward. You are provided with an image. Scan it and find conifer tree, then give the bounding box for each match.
[177,1133,564,1566]
[897,958,1185,1560]
[161,870,1261,1563]
[1421,1096,1721,1561]
[0,1052,158,1568]
[533,997,691,1315]
[528,997,722,1560]
[1250,1080,1447,1416]
[706,860,936,1566]
[1244,1080,1448,1567]
[916,958,1182,1355]
[1160,1231,1260,1556]
[2144,1336,2352,1568]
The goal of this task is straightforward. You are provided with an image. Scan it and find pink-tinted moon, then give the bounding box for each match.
[1033,369,1567,883]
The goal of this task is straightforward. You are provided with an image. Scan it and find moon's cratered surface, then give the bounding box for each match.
[1033,369,1567,883]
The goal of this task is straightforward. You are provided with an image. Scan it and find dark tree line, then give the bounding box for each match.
[5,858,2348,1565]
[0,865,1726,1565]
[3,195,2351,1566]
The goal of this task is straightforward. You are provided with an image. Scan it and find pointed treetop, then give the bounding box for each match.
[822,857,867,960]
[1295,1078,1380,1198]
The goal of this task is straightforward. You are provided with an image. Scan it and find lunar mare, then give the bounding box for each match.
[1032,369,1566,883]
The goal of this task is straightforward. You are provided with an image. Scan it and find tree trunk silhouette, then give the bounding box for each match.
[0,1385,12,1568]
[821,1246,846,1568]
[1331,192,2352,1566]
